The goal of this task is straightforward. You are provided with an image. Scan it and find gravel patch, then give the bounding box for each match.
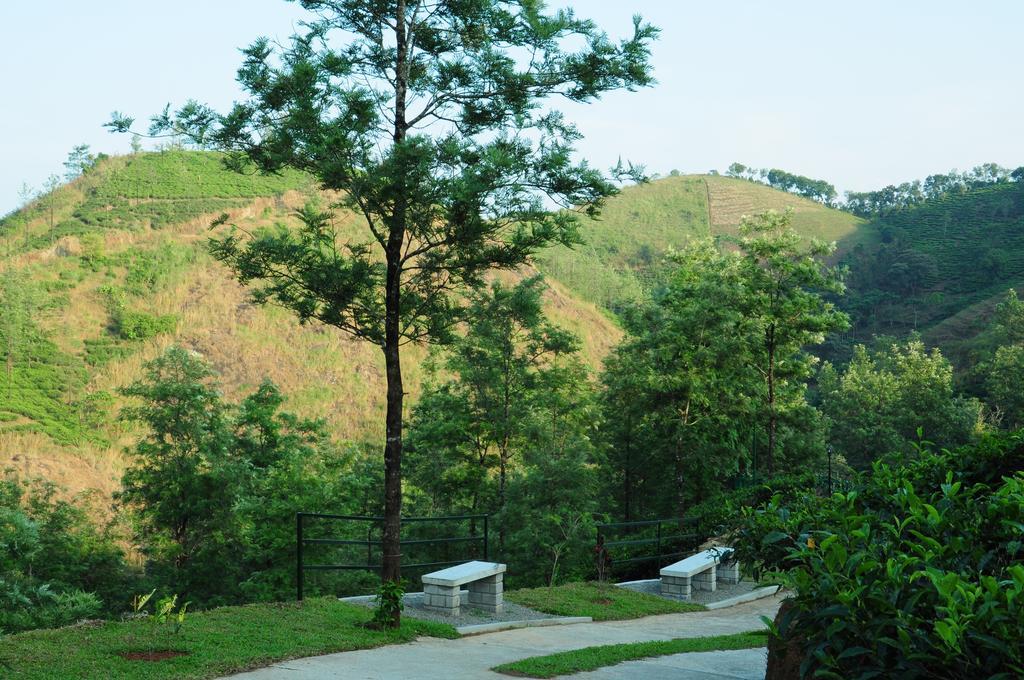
[618,578,761,606]
[346,590,558,627]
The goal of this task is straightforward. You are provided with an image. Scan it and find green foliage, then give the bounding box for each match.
[93,151,308,201]
[844,163,1019,217]
[0,597,456,680]
[117,310,179,340]
[231,382,351,603]
[116,310,178,340]
[736,209,849,473]
[819,339,981,468]
[731,432,1024,678]
[986,344,1024,428]
[501,380,599,586]
[0,271,98,444]
[63,144,97,182]
[599,212,845,519]
[83,338,135,367]
[842,179,1024,351]
[492,630,768,678]
[599,239,761,519]
[407,277,583,514]
[504,582,704,622]
[406,277,598,584]
[116,347,241,605]
[980,289,1024,428]
[2,151,311,252]
[117,349,357,607]
[100,284,178,340]
[372,580,404,628]
[0,472,130,630]
[0,579,102,634]
[153,593,190,639]
[725,163,836,205]
[118,241,197,296]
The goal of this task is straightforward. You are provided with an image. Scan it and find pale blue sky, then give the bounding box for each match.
[2,1,1022,215]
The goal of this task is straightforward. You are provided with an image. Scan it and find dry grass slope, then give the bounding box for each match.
[0,153,621,499]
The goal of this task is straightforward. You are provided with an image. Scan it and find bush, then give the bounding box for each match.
[0,473,133,623]
[0,579,102,633]
[732,432,1024,678]
[116,310,178,340]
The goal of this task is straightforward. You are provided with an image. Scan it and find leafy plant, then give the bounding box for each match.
[372,580,404,629]
[731,432,1024,678]
[0,578,101,633]
[153,594,190,638]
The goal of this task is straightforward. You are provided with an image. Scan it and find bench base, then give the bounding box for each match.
[423,573,503,616]
[660,574,692,600]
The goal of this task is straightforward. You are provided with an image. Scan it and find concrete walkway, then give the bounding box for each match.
[225,592,782,680]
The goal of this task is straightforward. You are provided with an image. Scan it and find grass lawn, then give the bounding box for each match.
[492,629,769,678]
[0,597,457,680]
[504,581,704,621]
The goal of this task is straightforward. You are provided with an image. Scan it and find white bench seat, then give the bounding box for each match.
[660,548,739,600]
[422,561,506,616]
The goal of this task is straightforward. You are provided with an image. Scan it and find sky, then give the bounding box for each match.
[2,1,1022,216]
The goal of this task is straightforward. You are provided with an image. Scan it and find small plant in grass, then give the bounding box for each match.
[153,594,190,638]
[372,580,404,629]
[119,589,154,652]
[121,590,190,660]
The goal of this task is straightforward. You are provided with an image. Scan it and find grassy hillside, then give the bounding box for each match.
[4,150,1016,497]
[537,174,869,312]
[0,151,621,497]
[841,180,1024,358]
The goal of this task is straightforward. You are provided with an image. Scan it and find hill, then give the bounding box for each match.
[536,174,871,313]
[0,151,621,497]
[839,180,1024,363]
[4,151,1019,498]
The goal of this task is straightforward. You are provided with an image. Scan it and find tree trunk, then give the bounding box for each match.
[379,0,408,628]
[765,324,777,476]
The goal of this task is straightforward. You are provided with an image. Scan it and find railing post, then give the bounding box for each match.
[483,515,489,561]
[296,512,304,602]
[656,520,662,568]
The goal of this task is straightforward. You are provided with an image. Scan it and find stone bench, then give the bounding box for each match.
[660,548,739,600]
[421,560,506,616]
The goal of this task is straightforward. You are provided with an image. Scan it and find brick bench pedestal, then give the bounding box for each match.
[422,561,506,617]
[660,548,738,601]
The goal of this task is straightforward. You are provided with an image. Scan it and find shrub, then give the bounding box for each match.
[116,310,178,340]
[0,578,102,633]
[0,473,132,622]
[732,432,1024,678]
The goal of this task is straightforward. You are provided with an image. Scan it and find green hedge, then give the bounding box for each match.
[732,433,1024,678]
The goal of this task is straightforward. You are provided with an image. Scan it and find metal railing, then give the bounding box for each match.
[595,517,703,578]
[296,512,488,600]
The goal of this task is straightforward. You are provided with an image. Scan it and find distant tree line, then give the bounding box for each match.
[844,163,1024,217]
[723,161,1024,217]
[726,163,838,205]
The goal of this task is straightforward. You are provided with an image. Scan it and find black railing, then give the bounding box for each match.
[296,512,489,600]
[595,517,703,579]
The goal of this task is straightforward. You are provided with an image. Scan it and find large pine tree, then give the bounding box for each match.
[109,0,656,623]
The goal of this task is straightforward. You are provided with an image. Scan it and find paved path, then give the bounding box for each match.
[225,592,782,680]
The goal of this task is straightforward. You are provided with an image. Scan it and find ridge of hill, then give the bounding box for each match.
[536,174,871,313]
